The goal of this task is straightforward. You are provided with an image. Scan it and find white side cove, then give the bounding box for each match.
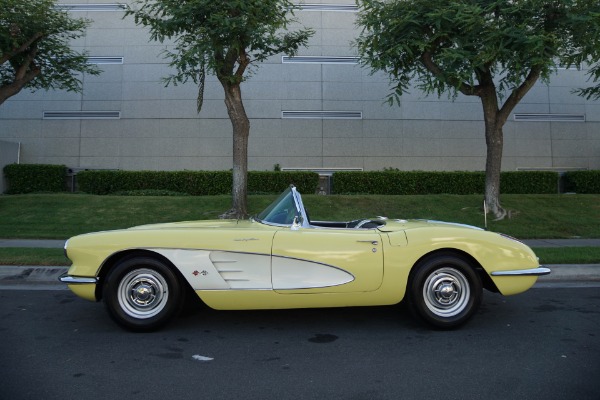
[210,251,271,289]
[153,249,270,290]
[152,249,354,291]
[272,257,354,290]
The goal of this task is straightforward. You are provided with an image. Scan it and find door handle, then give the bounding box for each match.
[357,240,378,245]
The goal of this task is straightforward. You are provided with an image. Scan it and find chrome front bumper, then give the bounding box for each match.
[59,274,98,284]
[491,266,551,277]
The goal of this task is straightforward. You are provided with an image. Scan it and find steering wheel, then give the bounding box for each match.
[354,219,373,229]
[347,219,372,229]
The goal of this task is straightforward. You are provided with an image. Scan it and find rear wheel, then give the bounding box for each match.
[407,253,482,329]
[103,256,184,332]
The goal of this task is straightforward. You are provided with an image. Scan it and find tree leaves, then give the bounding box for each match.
[125,0,314,102]
[356,0,600,102]
[0,0,101,104]
[355,0,600,218]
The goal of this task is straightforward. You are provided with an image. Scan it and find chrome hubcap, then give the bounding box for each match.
[423,267,470,317]
[118,268,169,319]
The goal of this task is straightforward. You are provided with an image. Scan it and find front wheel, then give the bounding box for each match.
[103,256,184,332]
[407,254,482,329]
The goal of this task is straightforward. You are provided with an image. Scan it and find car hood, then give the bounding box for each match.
[378,219,484,233]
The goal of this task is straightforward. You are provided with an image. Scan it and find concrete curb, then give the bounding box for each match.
[1,264,599,287]
[0,266,68,289]
[538,264,600,282]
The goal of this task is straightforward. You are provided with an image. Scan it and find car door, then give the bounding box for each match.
[271,228,384,293]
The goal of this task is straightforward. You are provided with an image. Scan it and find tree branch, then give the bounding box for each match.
[0,67,41,105]
[235,48,250,79]
[420,51,478,96]
[0,32,45,65]
[497,66,542,124]
[14,45,40,81]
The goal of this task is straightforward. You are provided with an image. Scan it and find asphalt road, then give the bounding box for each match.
[0,288,599,400]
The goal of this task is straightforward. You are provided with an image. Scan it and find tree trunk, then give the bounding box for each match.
[484,122,506,220]
[221,80,249,219]
[481,89,507,220]
[477,67,541,221]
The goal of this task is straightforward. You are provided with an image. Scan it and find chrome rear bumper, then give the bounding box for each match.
[491,267,551,277]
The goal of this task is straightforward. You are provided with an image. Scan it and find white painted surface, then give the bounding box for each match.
[272,257,354,290]
[153,249,229,290]
[153,249,272,290]
[210,251,272,289]
[155,249,355,291]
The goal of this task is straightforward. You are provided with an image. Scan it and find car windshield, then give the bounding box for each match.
[255,187,299,225]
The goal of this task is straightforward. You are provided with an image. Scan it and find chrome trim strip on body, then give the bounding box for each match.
[271,254,355,277]
[491,267,551,277]
[59,274,98,284]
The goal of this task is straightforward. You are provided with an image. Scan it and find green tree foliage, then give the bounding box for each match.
[356,0,600,219]
[0,0,100,105]
[125,0,314,218]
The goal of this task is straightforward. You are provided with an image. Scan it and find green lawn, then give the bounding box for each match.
[0,193,598,239]
[533,247,600,265]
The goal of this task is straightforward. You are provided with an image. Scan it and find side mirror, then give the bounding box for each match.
[291,216,301,231]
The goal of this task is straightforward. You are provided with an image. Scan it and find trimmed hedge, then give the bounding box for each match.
[332,171,483,195]
[564,171,600,193]
[5,163,593,196]
[500,171,558,194]
[248,171,320,194]
[77,170,232,195]
[3,164,67,194]
[333,171,559,195]
[76,170,319,195]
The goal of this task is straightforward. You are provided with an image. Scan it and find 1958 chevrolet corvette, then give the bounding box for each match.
[61,185,550,331]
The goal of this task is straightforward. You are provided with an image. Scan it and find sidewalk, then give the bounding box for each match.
[523,239,600,248]
[0,239,66,248]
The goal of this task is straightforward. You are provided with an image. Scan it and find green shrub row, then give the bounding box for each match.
[247,171,320,194]
[564,170,600,194]
[332,171,560,195]
[77,170,231,195]
[76,170,320,195]
[501,171,559,194]
[2,164,67,194]
[4,163,598,195]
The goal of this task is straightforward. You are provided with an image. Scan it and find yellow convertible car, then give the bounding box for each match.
[61,186,550,331]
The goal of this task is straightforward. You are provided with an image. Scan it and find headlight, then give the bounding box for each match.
[498,233,523,244]
[63,239,69,259]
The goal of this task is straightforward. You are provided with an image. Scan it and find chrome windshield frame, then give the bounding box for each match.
[291,186,311,228]
[254,185,310,228]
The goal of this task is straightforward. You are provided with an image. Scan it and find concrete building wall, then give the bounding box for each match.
[0,1,598,173]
